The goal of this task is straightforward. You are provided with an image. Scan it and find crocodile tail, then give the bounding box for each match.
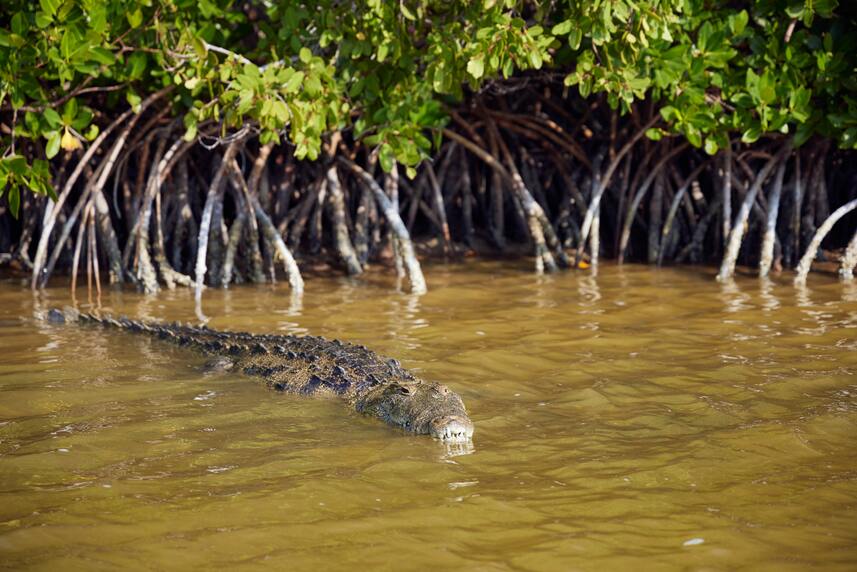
[48,308,224,352]
[47,307,159,333]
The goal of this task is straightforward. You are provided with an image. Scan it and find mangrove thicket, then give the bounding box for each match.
[1,0,856,303]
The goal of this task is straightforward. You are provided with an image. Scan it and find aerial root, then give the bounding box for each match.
[8,92,855,300]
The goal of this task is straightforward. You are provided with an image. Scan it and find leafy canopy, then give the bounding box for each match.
[0,0,854,211]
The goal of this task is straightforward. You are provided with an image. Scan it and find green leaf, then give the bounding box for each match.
[552,20,573,35]
[659,105,681,123]
[685,125,702,148]
[527,49,542,70]
[43,108,62,128]
[285,71,304,93]
[785,1,805,19]
[578,76,592,98]
[802,5,814,27]
[89,47,115,66]
[306,144,319,161]
[567,28,582,50]
[62,98,78,124]
[60,30,74,60]
[32,158,49,177]
[502,58,513,78]
[126,91,142,112]
[401,4,416,21]
[299,47,312,64]
[84,124,99,141]
[305,74,322,97]
[8,186,20,218]
[5,156,27,176]
[191,37,207,59]
[71,108,93,131]
[39,0,60,17]
[704,138,719,155]
[183,123,198,142]
[272,100,289,122]
[730,10,748,35]
[814,0,838,18]
[731,92,755,109]
[24,112,40,135]
[128,53,147,80]
[697,22,714,52]
[467,56,484,79]
[646,128,664,141]
[794,121,814,147]
[626,76,650,93]
[789,86,812,122]
[741,125,762,143]
[745,69,760,102]
[706,49,736,68]
[46,131,61,158]
[10,13,25,36]
[259,129,280,145]
[377,43,389,63]
[379,143,394,172]
[35,12,53,29]
[758,71,776,105]
[661,45,688,64]
[127,8,143,28]
[237,89,254,113]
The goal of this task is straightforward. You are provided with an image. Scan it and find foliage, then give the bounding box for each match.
[0,0,855,212]
[553,0,854,154]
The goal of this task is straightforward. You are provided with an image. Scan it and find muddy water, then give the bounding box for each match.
[0,262,856,571]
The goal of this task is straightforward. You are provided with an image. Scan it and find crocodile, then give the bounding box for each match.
[47,308,474,442]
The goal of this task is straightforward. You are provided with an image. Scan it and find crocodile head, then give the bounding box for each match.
[357,381,474,442]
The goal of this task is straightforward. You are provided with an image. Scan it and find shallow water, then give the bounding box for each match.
[0,262,856,571]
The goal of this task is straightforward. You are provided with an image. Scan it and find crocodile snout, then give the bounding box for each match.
[428,415,474,442]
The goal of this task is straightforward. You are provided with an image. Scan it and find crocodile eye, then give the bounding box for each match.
[398,386,411,395]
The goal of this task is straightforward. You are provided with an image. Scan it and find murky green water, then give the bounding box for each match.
[1,262,856,570]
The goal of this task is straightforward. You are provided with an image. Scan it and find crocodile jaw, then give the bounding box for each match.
[428,415,474,442]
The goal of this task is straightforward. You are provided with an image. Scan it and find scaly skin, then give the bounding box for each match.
[48,308,474,442]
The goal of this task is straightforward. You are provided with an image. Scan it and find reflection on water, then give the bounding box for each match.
[1,262,857,570]
[440,440,476,459]
[719,278,752,313]
[758,277,781,312]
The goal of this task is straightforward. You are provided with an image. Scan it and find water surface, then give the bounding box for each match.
[1,262,856,570]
